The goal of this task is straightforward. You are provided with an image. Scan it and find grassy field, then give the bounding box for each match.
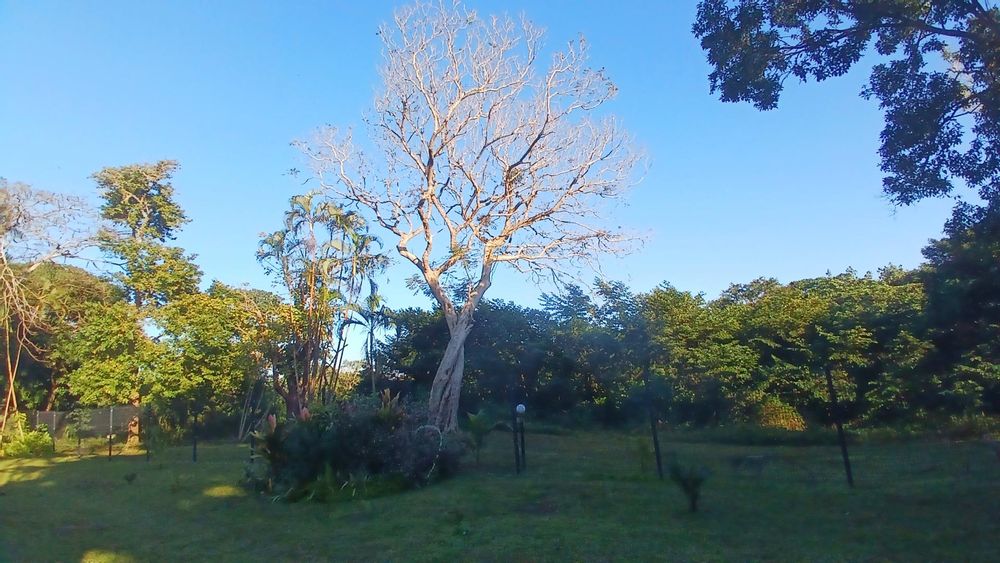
[1,429,998,562]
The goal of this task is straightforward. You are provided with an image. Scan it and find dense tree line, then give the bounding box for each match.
[4,178,999,435]
[3,1,999,442]
[383,260,998,429]
[1,162,383,442]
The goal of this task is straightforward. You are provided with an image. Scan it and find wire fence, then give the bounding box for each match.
[27,406,140,439]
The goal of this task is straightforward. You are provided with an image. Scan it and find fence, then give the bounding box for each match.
[27,406,140,439]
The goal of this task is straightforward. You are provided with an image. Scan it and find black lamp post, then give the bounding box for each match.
[516,403,526,471]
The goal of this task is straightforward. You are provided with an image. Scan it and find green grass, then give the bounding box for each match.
[1,430,998,562]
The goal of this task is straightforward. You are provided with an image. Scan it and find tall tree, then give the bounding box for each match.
[922,207,1000,413]
[693,1,1000,216]
[90,161,201,444]
[94,160,200,308]
[258,193,386,417]
[302,1,641,430]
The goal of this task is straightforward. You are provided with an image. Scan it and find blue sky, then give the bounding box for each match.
[0,0,955,312]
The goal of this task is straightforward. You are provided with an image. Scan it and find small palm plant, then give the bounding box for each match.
[668,462,710,513]
[466,410,497,466]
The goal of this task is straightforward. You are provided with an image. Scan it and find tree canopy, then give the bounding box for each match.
[693,0,1000,215]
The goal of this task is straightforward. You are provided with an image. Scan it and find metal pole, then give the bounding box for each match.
[641,360,664,480]
[508,373,521,475]
[511,404,521,475]
[518,416,526,471]
[108,406,114,461]
[825,365,854,487]
[144,411,150,462]
[192,412,198,463]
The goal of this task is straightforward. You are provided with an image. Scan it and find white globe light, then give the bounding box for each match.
[516,404,526,414]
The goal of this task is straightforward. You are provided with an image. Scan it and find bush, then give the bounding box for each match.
[2,420,55,458]
[756,398,807,431]
[854,414,1000,443]
[668,461,710,513]
[246,395,465,502]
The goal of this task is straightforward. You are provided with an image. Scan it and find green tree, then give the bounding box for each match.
[11,264,120,411]
[922,208,1000,413]
[87,161,202,443]
[61,301,154,408]
[693,1,1000,216]
[258,193,386,417]
[153,284,265,424]
[93,160,200,308]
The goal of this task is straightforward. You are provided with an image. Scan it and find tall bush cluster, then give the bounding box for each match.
[245,395,464,502]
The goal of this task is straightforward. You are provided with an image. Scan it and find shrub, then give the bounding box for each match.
[64,409,92,442]
[246,396,465,502]
[668,461,710,513]
[757,398,807,431]
[465,409,503,466]
[2,415,55,458]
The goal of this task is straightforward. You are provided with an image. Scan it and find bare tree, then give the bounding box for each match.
[0,179,94,442]
[300,1,641,431]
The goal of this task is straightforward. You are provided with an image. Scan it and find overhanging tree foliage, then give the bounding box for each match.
[84,160,201,444]
[693,0,1000,214]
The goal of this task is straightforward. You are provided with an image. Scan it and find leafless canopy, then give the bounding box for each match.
[301,1,641,319]
[1,179,95,438]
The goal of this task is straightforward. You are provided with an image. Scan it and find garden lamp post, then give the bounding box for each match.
[515,403,526,473]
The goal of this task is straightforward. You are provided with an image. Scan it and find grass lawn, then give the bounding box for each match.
[1,429,998,562]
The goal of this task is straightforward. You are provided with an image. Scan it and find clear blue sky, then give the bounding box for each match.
[0,0,955,312]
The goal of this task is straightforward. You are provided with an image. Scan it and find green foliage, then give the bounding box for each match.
[756,398,806,431]
[693,1,1000,221]
[61,301,152,406]
[1,414,54,458]
[465,409,496,465]
[2,428,55,458]
[385,267,998,430]
[922,208,1000,414]
[93,160,201,308]
[257,192,388,415]
[668,461,710,513]
[63,409,92,441]
[246,397,464,502]
[5,264,121,411]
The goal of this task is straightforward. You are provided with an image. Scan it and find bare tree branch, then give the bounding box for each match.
[296,1,643,430]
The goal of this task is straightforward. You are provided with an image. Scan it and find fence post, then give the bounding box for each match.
[825,365,854,488]
[192,412,198,463]
[108,406,114,461]
[641,358,664,480]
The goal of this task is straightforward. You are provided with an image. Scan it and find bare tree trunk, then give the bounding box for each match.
[42,375,58,411]
[0,324,25,444]
[428,320,471,432]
